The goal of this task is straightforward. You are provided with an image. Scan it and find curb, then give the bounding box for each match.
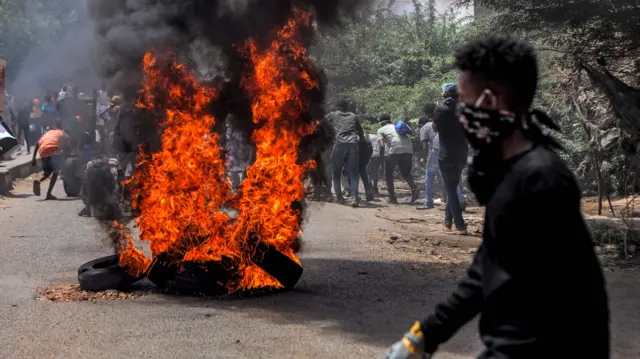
[0,159,42,195]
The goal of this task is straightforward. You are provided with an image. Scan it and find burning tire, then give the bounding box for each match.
[147,257,230,296]
[78,255,144,292]
[252,243,303,290]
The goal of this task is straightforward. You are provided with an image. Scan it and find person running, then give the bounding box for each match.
[366,132,384,195]
[377,114,419,204]
[326,100,365,207]
[417,115,463,210]
[31,123,70,200]
[386,35,609,359]
[433,83,468,234]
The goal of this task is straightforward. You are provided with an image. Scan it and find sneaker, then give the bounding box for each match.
[336,196,346,205]
[33,180,41,196]
[454,227,469,235]
[45,194,58,200]
[78,207,92,217]
[349,197,360,208]
[365,191,374,202]
[442,223,453,232]
[410,187,421,203]
[389,197,399,205]
[416,203,434,210]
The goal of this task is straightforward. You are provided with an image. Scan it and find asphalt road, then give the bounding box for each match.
[1,180,639,359]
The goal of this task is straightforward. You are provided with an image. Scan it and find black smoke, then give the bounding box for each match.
[88,0,371,188]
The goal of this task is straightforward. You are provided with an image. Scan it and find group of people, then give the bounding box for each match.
[17,84,134,202]
[319,83,473,236]
[320,101,421,208]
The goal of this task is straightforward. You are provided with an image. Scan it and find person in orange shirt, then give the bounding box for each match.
[30,123,70,200]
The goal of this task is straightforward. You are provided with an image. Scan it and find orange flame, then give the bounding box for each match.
[119,9,316,293]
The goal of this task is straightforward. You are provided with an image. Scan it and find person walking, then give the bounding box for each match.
[433,83,468,234]
[417,115,464,210]
[376,114,419,204]
[31,123,70,200]
[17,100,33,154]
[326,100,365,207]
[386,35,609,359]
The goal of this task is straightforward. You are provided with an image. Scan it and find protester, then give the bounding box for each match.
[96,85,111,148]
[341,134,375,202]
[386,35,609,359]
[41,94,57,131]
[376,114,419,204]
[326,99,365,207]
[358,129,375,201]
[31,123,70,200]
[113,101,137,181]
[366,132,384,195]
[417,113,464,210]
[17,100,33,154]
[433,83,468,234]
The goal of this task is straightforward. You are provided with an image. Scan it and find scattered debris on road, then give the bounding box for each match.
[37,284,148,302]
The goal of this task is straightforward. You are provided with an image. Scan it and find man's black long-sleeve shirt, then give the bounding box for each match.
[421,145,610,358]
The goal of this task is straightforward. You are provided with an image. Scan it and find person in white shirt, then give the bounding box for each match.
[376,114,419,204]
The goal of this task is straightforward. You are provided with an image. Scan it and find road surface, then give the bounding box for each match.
[1,178,639,358]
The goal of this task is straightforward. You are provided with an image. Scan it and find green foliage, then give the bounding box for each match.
[587,219,626,247]
[458,0,640,63]
[316,5,473,119]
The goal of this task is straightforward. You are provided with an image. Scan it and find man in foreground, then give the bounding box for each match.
[386,35,609,359]
[31,124,70,200]
[433,83,468,234]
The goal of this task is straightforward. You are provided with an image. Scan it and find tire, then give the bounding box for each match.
[62,157,82,197]
[148,257,229,296]
[252,243,303,290]
[77,255,143,291]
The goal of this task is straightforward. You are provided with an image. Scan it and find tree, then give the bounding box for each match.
[458,0,640,134]
[316,3,473,120]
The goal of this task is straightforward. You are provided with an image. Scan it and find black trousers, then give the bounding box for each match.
[367,156,383,190]
[385,153,416,198]
[359,142,373,194]
[18,123,31,150]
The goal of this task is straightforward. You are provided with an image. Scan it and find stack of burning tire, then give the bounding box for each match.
[78,242,303,295]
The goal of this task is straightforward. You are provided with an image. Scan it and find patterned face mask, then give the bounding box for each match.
[457,90,561,205]
[457,90,519,154]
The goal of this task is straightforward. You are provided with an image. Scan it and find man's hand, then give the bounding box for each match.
[385,322,431,359]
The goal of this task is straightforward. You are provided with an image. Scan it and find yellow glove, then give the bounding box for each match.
[385,322,430,359]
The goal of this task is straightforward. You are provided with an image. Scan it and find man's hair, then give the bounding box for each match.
[336,99,350,111]
[418,116,430,126]
[454,35,538,112]
[379,114,391,123]
[422,103,436,116]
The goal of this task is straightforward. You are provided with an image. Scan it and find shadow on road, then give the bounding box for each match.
[152,257,478,356]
